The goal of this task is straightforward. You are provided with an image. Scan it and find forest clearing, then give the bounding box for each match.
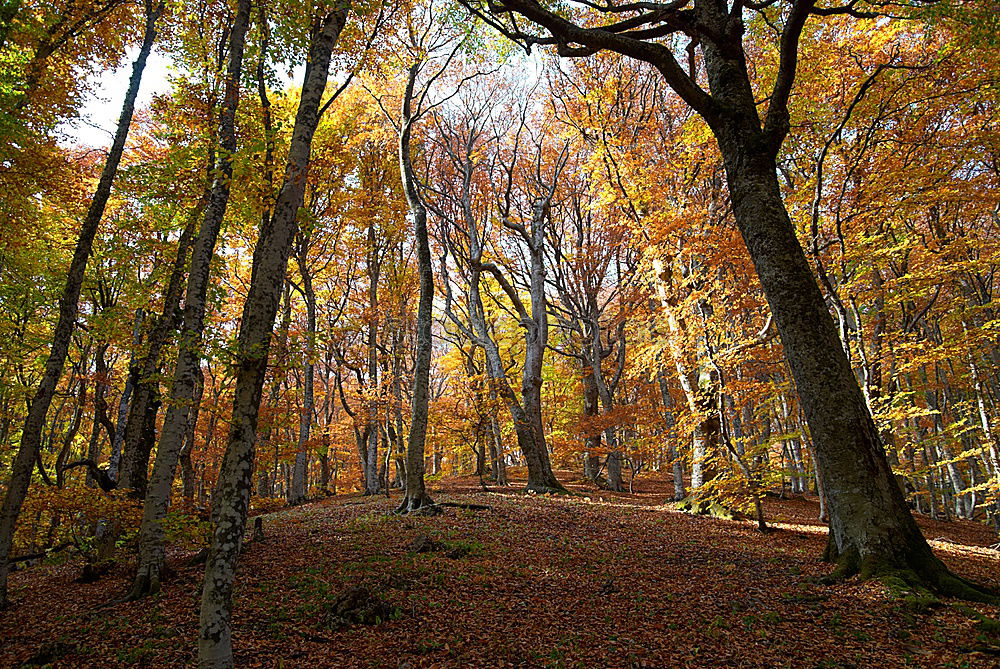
[4,0,1000,667]
[2,472,1000,668]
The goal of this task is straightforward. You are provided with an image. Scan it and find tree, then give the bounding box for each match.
[199,7,350,666]
[460,0,997,598]
[395,56,437,512]
[433,77,569,493]
[0,0,163,609]
[126,0,253,601]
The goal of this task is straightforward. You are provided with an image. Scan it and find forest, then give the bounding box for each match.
[1,0,1000,667]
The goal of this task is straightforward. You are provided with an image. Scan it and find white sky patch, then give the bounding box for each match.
[60,46,174,149]
[61,46,309,150]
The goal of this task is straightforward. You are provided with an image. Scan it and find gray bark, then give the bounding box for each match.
[657,374,686,501]
[473,0,996,596]
[118,197,204,496]
[127,0,250,600]
[441,151,564,492]
[289,241,317,505]
[396,61,434,512]
[198,11,349,667]
[107,309,143,481]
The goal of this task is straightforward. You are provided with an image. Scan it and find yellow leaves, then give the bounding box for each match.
[13,486,142,555]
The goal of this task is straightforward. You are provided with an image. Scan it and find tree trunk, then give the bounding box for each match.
[519,199,564,493]
[362,220,383,496]
[396,61,435,513]
[86,343,115,487]
[198,12,349,668]
[288,244,316,505]
[0,0,162,609]
[606,451,624,493]
[657,374,686,501]
[118,199,203,496]
[180,366,204,507]
[107,309,144,481]
[582,362,602,484]
[702,39,993,598]
[126,0,250,601]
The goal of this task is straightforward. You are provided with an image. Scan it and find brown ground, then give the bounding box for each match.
[2,470,999,668]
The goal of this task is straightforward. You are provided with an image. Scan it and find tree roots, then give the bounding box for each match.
[394,494,440,516]
[118,567,161,603]
[821,534,1000,606]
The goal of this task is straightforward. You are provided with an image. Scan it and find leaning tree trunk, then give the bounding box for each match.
[118,202,201,496]
[0,0,162,609]
[199,12,350,668]
[126,0,251,601]
[703,38,995,600]
[395,61,434,513]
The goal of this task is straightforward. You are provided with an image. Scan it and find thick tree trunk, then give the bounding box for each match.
[582,362,603,484]
[520,203,564,494]
[701,39,993,598]
[198,12,349,668]
[0,0,162,609]
[605,451,624,493]
[126,0,250,601]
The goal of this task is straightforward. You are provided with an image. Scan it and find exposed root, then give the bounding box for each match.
[524,474,570,495]
[394,493,440,516]
[820,537,1000,605]
[433,501,493,511]
[118,568,161,604]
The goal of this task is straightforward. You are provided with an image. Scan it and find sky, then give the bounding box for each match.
[60,46,174,149]
[61,46,311,149]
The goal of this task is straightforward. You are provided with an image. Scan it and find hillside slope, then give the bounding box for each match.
[3,473,999,668]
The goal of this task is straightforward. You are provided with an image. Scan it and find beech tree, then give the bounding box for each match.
[198,6,350,666]
[0,0,163,609]
[126,0,252,601]
[458,0,997,598]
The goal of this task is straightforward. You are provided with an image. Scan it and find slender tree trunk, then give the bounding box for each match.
[0,0,162,608]
[180,366,204,507]
[85,343,115,487]
[126,0,250,601]
[198,12,349,667]
[118,199,204,496]
[363,223,383,496]
[657,374,686,501]
[107,309,144,480]
[289,246,316,505]
[396,61,434,513]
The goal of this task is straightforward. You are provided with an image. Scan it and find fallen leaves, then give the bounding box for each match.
[2,472,999,667]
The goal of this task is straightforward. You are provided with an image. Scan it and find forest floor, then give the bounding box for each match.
[2,471,1000,668]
